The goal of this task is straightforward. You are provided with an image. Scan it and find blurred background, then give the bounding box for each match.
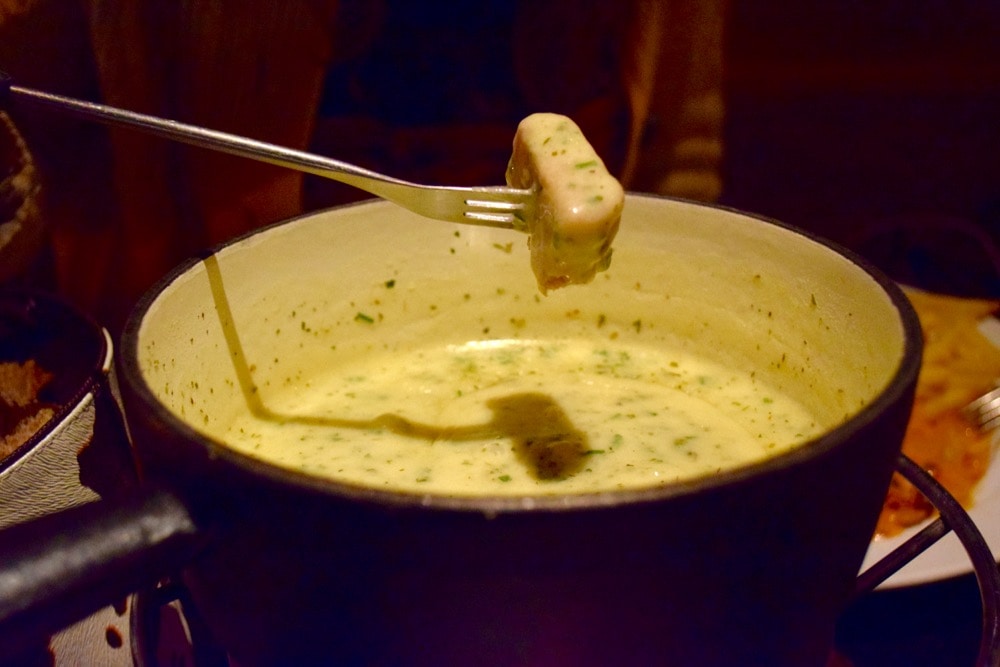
[0,0,998,333]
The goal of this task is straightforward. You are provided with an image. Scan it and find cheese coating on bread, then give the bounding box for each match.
[507,113,624,293]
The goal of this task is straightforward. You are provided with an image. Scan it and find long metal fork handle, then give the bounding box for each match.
[1,74,531,229]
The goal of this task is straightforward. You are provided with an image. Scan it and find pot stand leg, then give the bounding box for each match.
[853,454,1000,666]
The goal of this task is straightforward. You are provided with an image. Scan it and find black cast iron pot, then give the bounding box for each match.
[0,195,922,666]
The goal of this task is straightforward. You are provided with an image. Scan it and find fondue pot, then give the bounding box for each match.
[0,195,921,666]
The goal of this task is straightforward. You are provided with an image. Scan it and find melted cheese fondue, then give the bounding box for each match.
[141,198,909,501]
[222,337,820,496]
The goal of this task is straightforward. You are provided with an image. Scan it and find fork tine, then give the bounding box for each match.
[464,198,523,213]
[979,403,1000,429]
[463,189,533,231]
[965,384,1000,412]
[464,210,520,228]
[963,382,1000,431]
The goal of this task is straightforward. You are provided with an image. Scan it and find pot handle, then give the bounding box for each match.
[0,487,209,658]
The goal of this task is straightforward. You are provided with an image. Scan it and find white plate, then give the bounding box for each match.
[860,308,1000,588]
[860,445,1000,588]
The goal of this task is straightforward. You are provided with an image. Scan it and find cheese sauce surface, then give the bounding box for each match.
[223,337,821,495]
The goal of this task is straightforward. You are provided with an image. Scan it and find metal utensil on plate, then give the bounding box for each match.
[0,72,534,231]
[964,381,1000,433]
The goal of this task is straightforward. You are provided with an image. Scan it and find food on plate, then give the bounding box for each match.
[507,112,624,294]
[876,289,1000,537]
[0,359,55,460]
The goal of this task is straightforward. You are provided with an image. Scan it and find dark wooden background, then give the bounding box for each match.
[723,1,1000,298]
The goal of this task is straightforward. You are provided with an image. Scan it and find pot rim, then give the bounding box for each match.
[118,194,923,514]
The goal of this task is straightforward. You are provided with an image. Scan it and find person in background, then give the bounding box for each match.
[2,0,725,330]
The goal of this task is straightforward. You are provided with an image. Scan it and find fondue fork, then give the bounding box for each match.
[0,73,534,231]
[964,381,1000,433]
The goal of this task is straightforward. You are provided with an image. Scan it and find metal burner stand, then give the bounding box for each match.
[854,454,1000,666]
